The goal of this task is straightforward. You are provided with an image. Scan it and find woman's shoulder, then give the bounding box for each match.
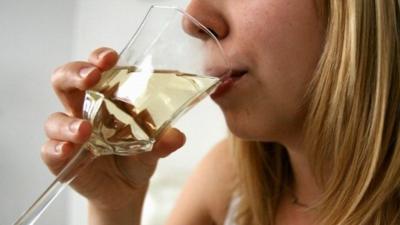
[202,138,237,219]
[166,138,237,225]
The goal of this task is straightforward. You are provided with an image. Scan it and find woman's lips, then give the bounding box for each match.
[210,70,247,99]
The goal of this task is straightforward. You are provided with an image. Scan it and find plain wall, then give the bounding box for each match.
[0,0,75,224]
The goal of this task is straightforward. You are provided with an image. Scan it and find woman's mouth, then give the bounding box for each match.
[210,69,247,99]
[229,69,247,80]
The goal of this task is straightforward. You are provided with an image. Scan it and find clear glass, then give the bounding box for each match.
[12,5,230,225]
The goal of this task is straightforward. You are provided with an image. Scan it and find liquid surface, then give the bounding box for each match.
[83,66,220,156]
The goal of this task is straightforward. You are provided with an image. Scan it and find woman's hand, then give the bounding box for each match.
[41,47,186,211]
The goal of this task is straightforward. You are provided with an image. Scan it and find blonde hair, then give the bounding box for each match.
[233,0,400,224]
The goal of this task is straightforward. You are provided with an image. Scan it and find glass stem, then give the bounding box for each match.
[13,143,97,225]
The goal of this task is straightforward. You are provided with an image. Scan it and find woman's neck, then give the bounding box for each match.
[283,139,321,206]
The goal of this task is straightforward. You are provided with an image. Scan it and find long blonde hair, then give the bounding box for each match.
[233,0,400,224]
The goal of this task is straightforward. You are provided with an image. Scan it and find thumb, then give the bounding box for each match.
[113,128,186,186]
[138,128,186,166]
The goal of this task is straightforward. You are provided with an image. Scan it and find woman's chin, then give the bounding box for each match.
[224,112,295,143]
[225,121,274,142]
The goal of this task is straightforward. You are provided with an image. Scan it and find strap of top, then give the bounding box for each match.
[223,195,240,225]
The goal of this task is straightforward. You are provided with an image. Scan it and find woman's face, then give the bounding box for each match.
[185,0,325,143]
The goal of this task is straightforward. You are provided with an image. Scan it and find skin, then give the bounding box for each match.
[42,0,325,224]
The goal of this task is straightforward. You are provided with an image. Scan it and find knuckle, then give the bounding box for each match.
[45,112,63,130]
[45,112,73,140]
[51,66,64,86]
[47,111,63,120]
[40,142,53,164]
[44,113,57,134]
[40,143,48,159]
[57,123,67,139]
[52,64,64,76]
[51,63,72,89]
[51,61,91,88]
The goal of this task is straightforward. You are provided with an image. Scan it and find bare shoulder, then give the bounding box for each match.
[198,138,237,223]
[165,138,237,225]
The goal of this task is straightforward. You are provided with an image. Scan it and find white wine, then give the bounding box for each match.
[83,66,220,156]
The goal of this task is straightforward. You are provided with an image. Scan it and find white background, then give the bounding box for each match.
[0,0,228,224]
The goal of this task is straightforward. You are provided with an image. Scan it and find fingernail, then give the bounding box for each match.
[55,143,64,154]
[69,120,81,133]
[99,49,113,59]
[79,67,96,78]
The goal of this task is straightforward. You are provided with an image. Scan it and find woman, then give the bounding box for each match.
[42,0,400,224]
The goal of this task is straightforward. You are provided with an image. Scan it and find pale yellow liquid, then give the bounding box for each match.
[83,66,220,156]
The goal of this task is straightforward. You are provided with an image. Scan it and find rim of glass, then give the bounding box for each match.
[119,5,232,79]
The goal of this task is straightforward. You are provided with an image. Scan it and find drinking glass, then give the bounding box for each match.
[13,5,230,225]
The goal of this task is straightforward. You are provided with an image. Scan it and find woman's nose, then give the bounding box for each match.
[182,0,229,41]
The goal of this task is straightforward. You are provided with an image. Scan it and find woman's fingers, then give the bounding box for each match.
[42,112,92,177]
[52,62,101,93]
[51,48,118,116]
[45,112,92,144]
[113,128,186,186]
[41,140,79,175]
[52,62,101,115]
